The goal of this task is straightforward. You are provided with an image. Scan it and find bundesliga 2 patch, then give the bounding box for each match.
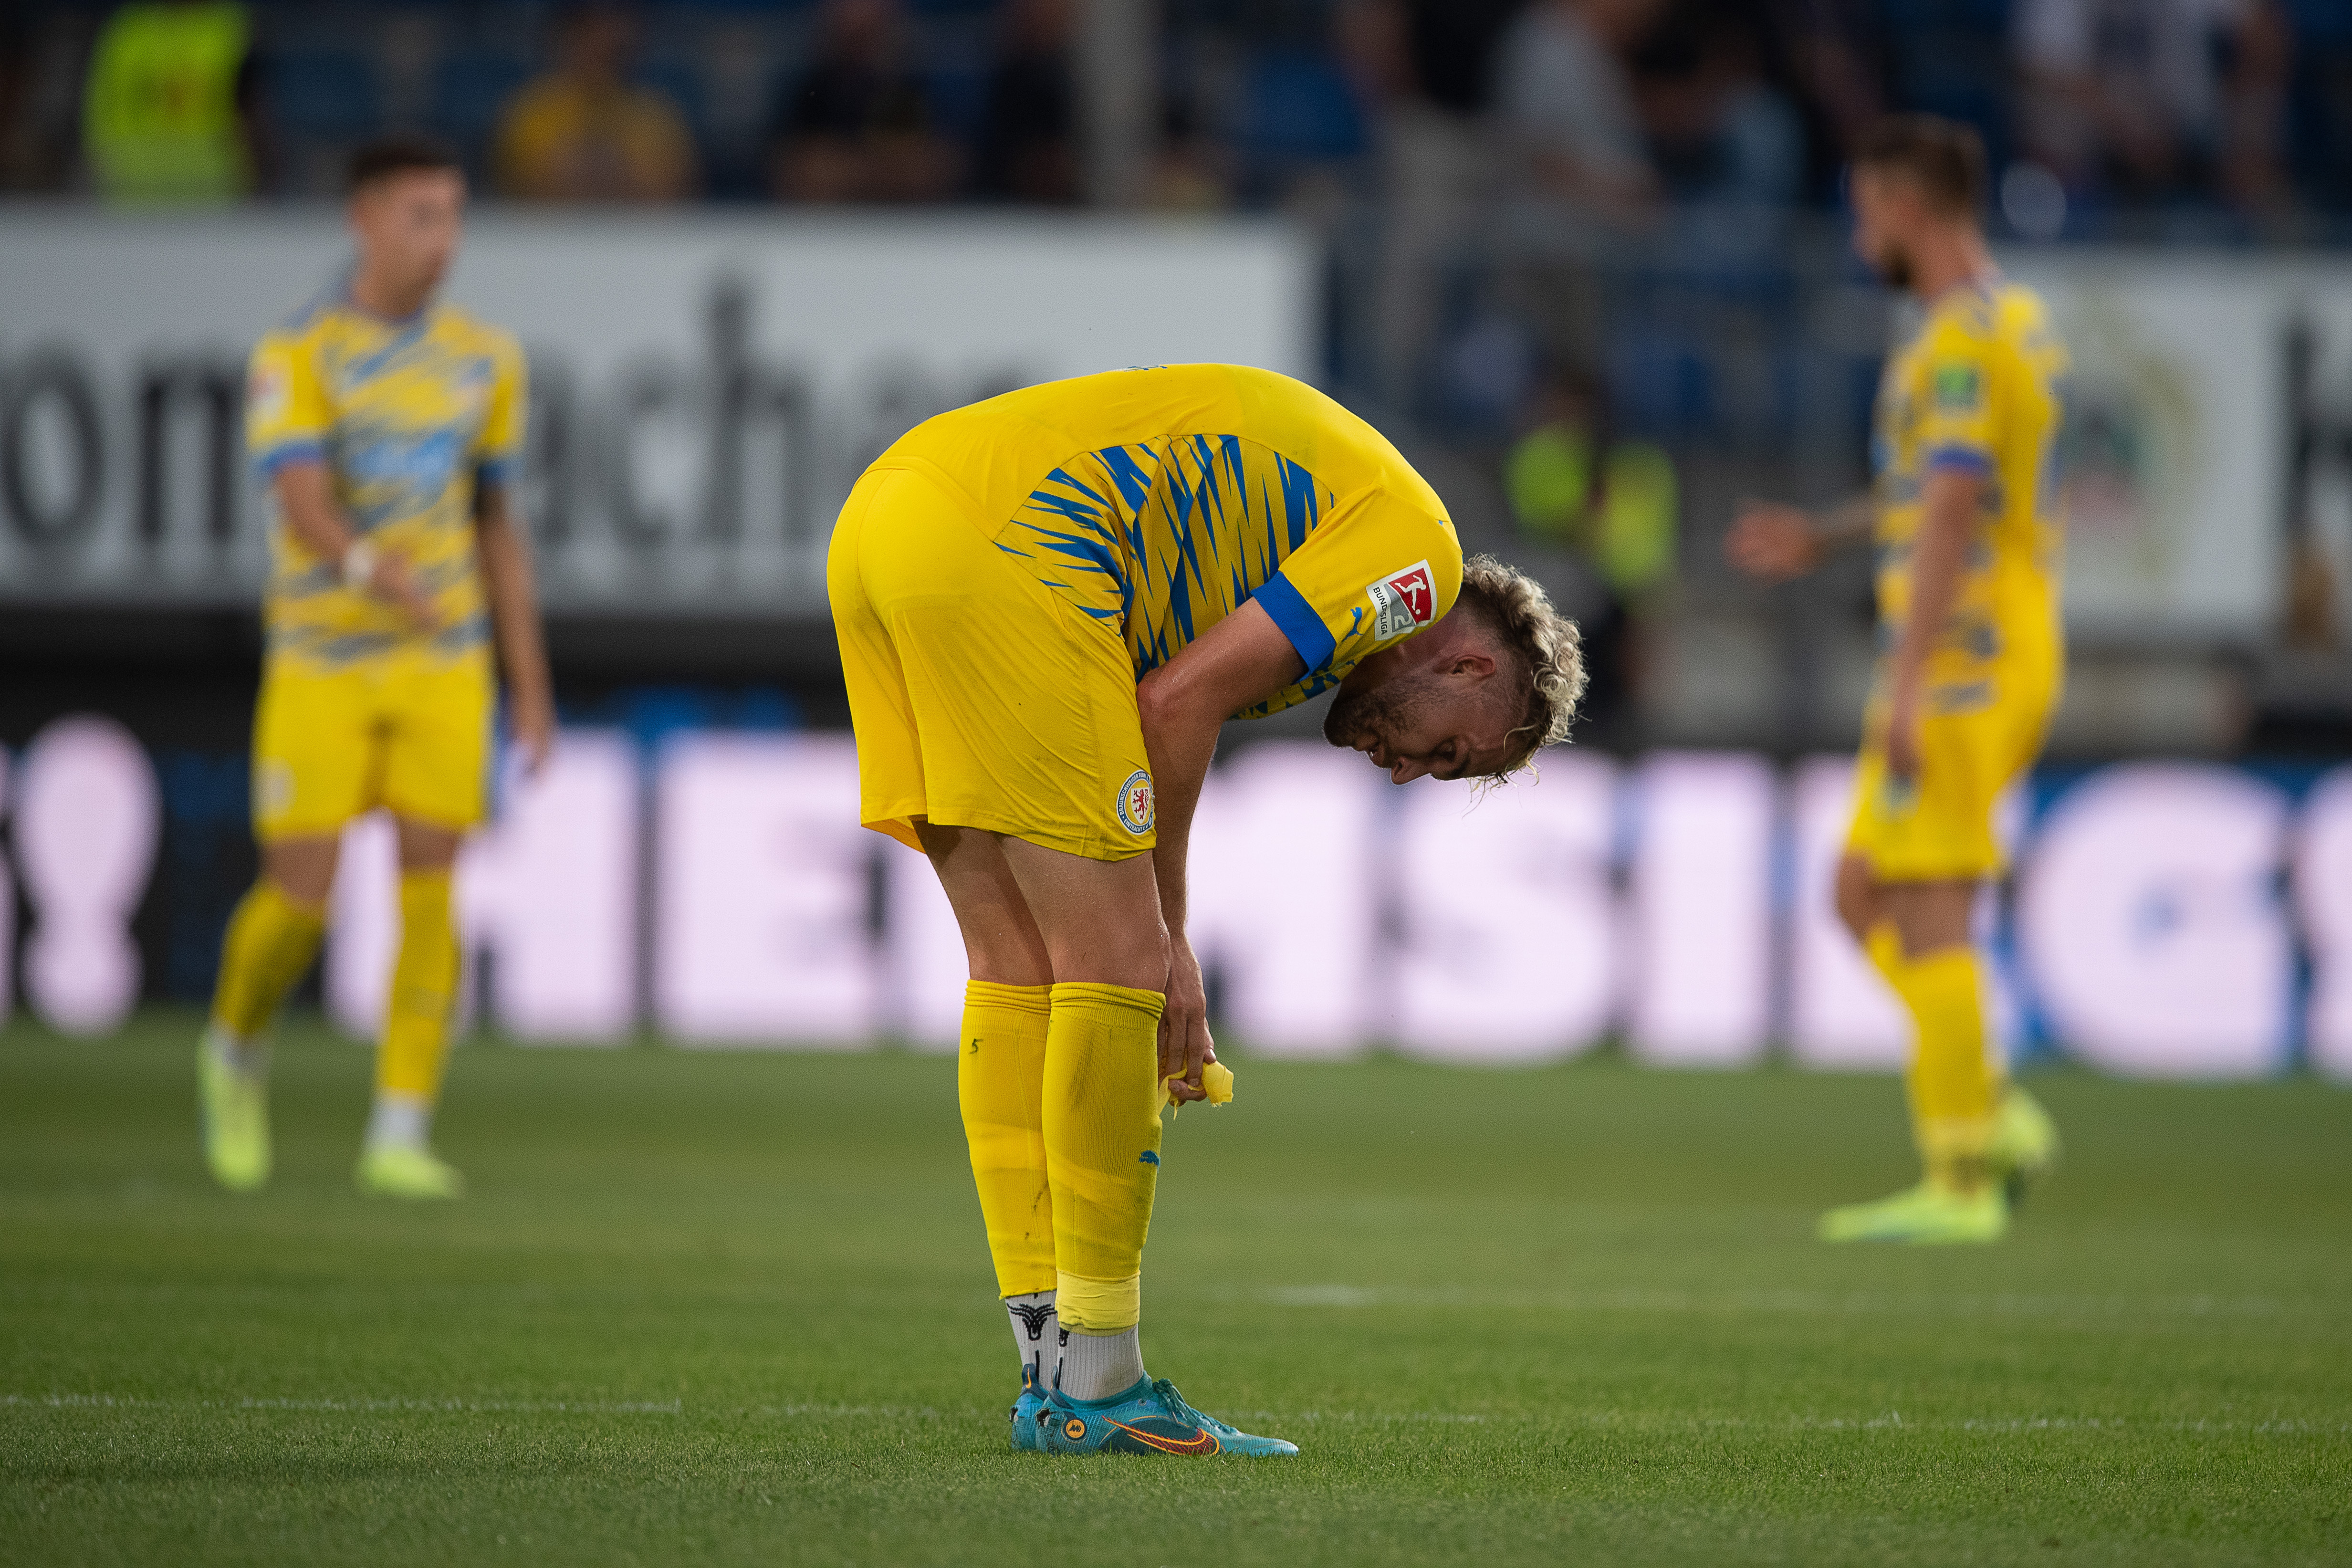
[248,360,288,424]
[1932,363,1983,410]
[1365,560,1436,641]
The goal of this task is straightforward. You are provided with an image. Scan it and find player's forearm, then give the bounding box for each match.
[1812,491,1878,553]
[1891,472,1980,690]
[475,490,552,710]
[273,463,360,567]
[1136,696,1221,947]
[1131,601,1306,942]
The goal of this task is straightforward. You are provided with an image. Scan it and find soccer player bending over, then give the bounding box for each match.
[1728,115,2065,1244]
[830,365,1582,1454]
[199,135,553,1200]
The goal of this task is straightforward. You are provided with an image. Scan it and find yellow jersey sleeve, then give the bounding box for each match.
[1911,314,1999,480]
[246,326,331,478]
[473,335,528,488]
[1250,494,1462,683]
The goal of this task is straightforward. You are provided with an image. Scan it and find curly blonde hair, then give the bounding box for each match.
[1456,554,1586,779]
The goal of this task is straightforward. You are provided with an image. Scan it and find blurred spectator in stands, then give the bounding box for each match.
[1763,0,1890,184]
[1495,0,1662,223]
[768,0,957,204]
[495,3,698,202]
[1493,0,1662,383]
[82,0,265,203]
[1144,93,1230,211]
[975,0,1079,205]
[0,6,34,189]
[2286,0,2352,211]
[1358,0,1525,403]
[2015,0,2291,209]
[1505,371,1677,740]
[1631,1,1805,208]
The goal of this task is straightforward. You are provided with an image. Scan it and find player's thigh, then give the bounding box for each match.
[1846,700,2009,883]
[830,468,929,851]
[251,659,375,842]
[917,821,1053,987]
[996,835,1169,993]
[865,477,1157,863]
[378,654,493,834]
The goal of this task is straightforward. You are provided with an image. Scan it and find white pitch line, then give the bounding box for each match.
[9,1394,2341,1437]
[1247,1285,2339,1322]
[1225,1410,2352,1435]
[3,1393,681,1415]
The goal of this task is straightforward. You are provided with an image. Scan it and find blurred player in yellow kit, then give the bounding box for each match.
[1729,116,2065,1244]
[198,135,553,1200]
[831,363,1585,1454]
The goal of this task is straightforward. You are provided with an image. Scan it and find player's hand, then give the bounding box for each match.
[1883,677,1925,784]
[1725,501,1822,582]
[366,550,439,631]
[1158,937,1215,1105]
[510,690,556,779]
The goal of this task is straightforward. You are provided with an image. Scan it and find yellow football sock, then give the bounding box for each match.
[1892,943,1998,1195]
[1043,981,1166,1334]
[209,878,326,1041]
[376,869,460,1101]
[958,980,1056,1298]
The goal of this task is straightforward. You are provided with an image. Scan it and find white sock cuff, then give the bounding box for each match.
[1005,1291,1057,1384]
[203,1023,267,1076]
[365,1092,432,1153]
[1055,1324,1144,1401]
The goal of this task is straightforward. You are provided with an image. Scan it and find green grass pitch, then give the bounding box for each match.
[4,1012,2348,1566]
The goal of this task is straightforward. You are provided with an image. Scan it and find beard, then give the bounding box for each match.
[1871,239,1913,292]
[1322,669,1435,756]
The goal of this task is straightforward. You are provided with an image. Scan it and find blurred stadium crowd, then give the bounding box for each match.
[7,0,2352,222]
[11,0,2351,753]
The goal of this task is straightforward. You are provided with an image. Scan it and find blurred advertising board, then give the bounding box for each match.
[0,211,1314,615]
[2007,250,2352,642]
[7,717,2348,1082]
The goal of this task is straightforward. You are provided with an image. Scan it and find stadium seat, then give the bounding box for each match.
[1231,49,1371,205]
[429,48,533,173]
[264,46,384,144]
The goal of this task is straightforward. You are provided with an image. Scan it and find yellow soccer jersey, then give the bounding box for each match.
[246,287,526,669]
[876,364,1462,718]
[1872,278,2069,696]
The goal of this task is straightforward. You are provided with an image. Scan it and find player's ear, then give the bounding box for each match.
[1448,650,1498,679]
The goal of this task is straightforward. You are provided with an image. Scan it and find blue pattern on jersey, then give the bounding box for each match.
[1003,435,1340,697]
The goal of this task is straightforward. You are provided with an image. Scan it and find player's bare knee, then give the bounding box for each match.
[394,816,463,871]
[1833,857,1878,945]
[1047,918,1168,994]
[263,838,338,908]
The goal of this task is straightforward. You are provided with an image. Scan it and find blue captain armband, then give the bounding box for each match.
[1922,445,1994,477]
[1249,569,1335,675]
[254,440,325,479]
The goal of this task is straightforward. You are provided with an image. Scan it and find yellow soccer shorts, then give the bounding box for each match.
[828,461,1157,863]
[251,647,494,840]
[1846,659,2057,883]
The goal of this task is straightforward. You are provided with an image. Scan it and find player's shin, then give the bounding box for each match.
[1042,981,1166,1401]
[1895,944,1999,1195]
[371,867,460,1150]
[209,878,328,1060]
[957,980,1058,1383]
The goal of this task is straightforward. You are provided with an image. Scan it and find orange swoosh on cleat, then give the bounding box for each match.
[1108,1420,1221,1456]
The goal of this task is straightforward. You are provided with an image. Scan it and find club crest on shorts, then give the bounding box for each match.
[1117,769,1155,836]
[1366,560,1437,641]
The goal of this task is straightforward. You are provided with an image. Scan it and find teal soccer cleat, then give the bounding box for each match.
[1040,1378,1297,1458]
[1010,1364,1048,1452]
